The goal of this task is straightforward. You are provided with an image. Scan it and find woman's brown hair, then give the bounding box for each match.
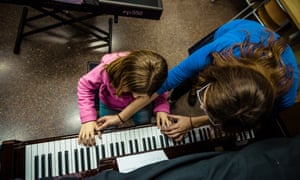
[194,31,293,131]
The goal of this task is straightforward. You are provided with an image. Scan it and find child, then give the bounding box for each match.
[77,50,170,146]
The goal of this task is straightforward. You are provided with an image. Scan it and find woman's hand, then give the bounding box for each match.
[95,114,123,134]
[160,114,192,142]
[78,121,98,146]
[156,111,172,129]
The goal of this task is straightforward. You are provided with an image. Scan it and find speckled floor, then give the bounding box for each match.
[0,0,245,143]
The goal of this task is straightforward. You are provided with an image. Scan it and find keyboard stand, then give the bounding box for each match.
[13,4,113,54]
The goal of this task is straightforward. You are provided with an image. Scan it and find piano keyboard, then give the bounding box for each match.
[25,125,255,179]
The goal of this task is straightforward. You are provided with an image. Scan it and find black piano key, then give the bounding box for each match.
[173,139,177,146]
[134,139,139,152]
[192,129,197,142]
[142,138,147,151]
[160,135,165,148]
[164,136,169,147]
[34,155,39,180]
[41,154,46,177]
[74,149,79,173]
[95,145,100,162]
[206,128,211,139]
[152,136,157,149]
[110,143,115,157]
[101,144,106,158]
[147,137,152,150]
[199,128,204,141]
[48,153,52,177]
[181,137,186,144]
[65,151,69,174]
[58,151,63,176]
[203,129,208,140]
[86,148,91,170]
[129,140,133,153]
[80,148,85,170]
[188,131,193,143]
[121,142,125,155]
[116,143,120,156]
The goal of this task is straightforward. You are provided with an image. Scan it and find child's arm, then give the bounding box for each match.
[153,92,171,129]
[116,94,157,123]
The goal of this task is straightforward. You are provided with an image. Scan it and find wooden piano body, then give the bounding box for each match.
[0,124,257,180]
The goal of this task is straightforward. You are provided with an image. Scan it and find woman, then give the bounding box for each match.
[103,19,299,141]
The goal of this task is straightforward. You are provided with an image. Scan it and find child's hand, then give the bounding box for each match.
[156,112,172,129]
[96,114,123,132]
[78,121,98,146]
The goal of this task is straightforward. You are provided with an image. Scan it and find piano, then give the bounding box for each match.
[0,124,256,180]
[0,0,163,20]
[0,0,163,54]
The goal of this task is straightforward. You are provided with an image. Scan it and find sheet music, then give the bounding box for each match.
[116,150,168,173]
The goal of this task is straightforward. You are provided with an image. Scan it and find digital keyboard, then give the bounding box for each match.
[0,124,256,180]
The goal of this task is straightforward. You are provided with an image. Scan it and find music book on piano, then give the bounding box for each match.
[117,150,168,173]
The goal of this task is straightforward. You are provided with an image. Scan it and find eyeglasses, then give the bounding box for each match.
[196,83,221,126]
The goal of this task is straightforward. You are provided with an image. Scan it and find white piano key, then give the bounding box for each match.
[60,140,66,176]
[95,136,103,159]
[151,126,162,149]
[36,144,42,179]
[133,128,143,152]
[111,132,117,157]
[82,146,88,171]
[90,145,97,169]
[25,144,32,180]
[128,129,135,153]
[147,127,155,150]
[34,143,42,179]
[115,131,123,156]
[48,141,55,177]
[123,130,130,155]
[102,133,110,158]
[250,129,255,138]
[41,142,49,178]
[54,141,62,177]
[31,144,38,179]
[142,128,149,151]
[244,130,250,140]
[70,138,77,174]
[75,142,82,172]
